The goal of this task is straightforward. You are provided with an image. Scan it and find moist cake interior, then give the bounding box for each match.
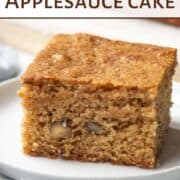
[19,68,173,168]
[19,33,177,168]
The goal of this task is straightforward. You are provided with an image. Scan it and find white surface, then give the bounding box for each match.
[0,79,180,180]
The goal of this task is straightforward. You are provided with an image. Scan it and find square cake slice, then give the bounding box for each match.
[18,33,177,168]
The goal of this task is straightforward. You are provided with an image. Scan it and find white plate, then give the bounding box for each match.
[0,79,180,180]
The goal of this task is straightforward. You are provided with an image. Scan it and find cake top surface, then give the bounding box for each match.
[22,33,176,89]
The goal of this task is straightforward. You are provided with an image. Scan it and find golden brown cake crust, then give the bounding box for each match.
[22,33,176,89]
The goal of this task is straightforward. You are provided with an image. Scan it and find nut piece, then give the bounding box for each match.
[85,122,103,134]
[61,117,72,127]
[50,121,71,139]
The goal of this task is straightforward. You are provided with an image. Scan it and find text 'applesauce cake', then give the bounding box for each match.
[18,33,177,168]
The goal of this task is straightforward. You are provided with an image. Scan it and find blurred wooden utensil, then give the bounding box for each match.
[0,21,50,54]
